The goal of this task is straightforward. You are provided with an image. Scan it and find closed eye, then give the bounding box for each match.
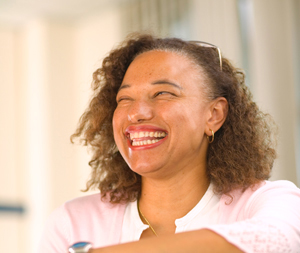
[154,91,177,97]
[116,96,133,103]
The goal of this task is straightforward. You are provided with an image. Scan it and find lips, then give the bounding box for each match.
[125,126,168,148]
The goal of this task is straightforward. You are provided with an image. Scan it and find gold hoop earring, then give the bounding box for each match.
[206,129,214,143]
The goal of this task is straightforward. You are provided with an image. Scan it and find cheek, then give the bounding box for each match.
[175,102,205,124]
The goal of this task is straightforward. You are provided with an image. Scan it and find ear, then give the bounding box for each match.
[205,97,228,136]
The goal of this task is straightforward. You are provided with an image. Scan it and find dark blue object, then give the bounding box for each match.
[73,242,89,248]
[0,204,25,214]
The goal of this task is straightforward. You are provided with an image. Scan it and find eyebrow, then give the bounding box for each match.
[118,79,182,92]
[118,84,130,91]
[151,79,183,89]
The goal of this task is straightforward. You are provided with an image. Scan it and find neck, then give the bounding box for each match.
[138,165,209,235]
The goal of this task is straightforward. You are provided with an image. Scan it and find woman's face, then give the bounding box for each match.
[113,50,212,179]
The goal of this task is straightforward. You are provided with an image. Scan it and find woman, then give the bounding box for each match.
[39,34,300,253]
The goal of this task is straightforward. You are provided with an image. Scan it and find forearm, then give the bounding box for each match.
[91,229,243,253]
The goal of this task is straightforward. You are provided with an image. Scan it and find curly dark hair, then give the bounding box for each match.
[71,33,277,203]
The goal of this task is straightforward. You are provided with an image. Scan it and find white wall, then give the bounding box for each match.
[0,5,122,253]
[0,26,22,253]
[250,0,298,182]
[190,0,243,67]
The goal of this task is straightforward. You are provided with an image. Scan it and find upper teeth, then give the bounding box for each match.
[132,139,160,146]
[129,131,166,140]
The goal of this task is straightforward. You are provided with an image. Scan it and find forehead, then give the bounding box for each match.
[129,50,195,73]
[121,50,204,87]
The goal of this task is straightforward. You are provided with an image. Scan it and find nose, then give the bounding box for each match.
[127,100,154,123]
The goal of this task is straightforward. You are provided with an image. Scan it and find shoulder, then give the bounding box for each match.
[38,193,127,252]
[60,193,127,237]
[63,193,126,217]
[241,180,300,205]
[252,180,299,193]
[222,180,299,204]
[219,180,300,221]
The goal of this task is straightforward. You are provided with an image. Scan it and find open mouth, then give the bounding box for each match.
[128,131,167,147]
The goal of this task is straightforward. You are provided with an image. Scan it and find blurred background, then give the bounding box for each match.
[0,0,299,252]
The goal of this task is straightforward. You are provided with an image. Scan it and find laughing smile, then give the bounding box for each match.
[128,131,167,147]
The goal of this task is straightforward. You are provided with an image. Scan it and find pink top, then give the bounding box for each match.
[38,180,300,253]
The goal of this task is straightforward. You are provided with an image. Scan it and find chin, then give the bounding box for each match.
[128,162,161,176]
